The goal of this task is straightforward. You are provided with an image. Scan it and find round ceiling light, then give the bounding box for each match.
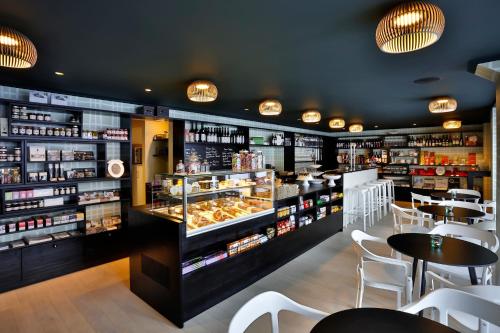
[259,99,282,116]
[376,2,445,53]
[0,26,37,68]
[187,80,218,102]
[329,118,345,129]
[428,97,457,113]
[302,110,321,123]
[443,120,461,130]
[349,124,363,133]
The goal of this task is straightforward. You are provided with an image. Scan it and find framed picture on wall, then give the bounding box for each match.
[133,144,142,165]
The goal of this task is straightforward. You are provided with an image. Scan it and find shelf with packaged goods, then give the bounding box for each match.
[4,193,76,204]
[0,203,82,219]
[26,159,105,164]
[8,136,130,144]
[11,118,82,127]
[0,220,81,237]
[24,177,129,187]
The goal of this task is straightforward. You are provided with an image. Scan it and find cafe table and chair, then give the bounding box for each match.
[387,231,498,299]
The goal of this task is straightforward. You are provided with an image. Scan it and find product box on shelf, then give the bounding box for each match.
[182,257,206,275]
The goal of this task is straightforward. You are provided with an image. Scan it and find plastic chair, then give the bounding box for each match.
[391,203,433,234]
[480,201,496,223]
[401,288,500,329]
[227,291,328,333]
[428,224,499,285]
[425,271,500,333]
[351,230,413,308]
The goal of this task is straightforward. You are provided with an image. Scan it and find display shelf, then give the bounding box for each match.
[9,136,130,143]
[0,204,81,219]
[249,144,284,148]
[0,161,22,165]
[11,119,81,127]
[26,159,104,164]
[157,184,257,199]
[0,220,79,237]
[184,141,246,147]
[411,164,479,167]
[294,145,322,148]
[78,197,128,207]
[25,177,129,187]
[4,194,75,204]
[298,206,316,213]
[181,210,342,278]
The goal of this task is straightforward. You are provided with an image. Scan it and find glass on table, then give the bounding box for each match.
[430,234,443,248]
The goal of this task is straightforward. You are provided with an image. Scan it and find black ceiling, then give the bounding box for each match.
[0,0,498,130]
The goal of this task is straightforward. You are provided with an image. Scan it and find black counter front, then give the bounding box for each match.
[129,183,344,327]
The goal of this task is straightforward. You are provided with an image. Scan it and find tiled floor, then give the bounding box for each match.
[0,213,402,333]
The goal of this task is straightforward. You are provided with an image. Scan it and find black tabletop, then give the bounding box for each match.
[417,204,484,219]
[431,192,480,201]
[388,233,498,267]
[311,308,457,333]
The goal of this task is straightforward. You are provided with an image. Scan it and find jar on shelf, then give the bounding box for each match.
[53,128,60,136]
[72,125,79,137]
[13,148,21,156]
[19,126,26,135]
[65,128,72,137]
[44,114,51,121]
[47,127,53,136]
[29,113,37,121]
[26,126,33,136]
[11,125,19,135]
[40,127,46,136]
[20,111,28,120]
[37,114,44,121]
[33,127,40,136]
[11,108,20,119]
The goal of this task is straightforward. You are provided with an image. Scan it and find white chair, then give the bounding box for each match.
[351,230,413,308]
[448,189,481,203]
[411,192,442,208]
[392,203,433,234]
[227,291,328,333]
[428,224,499,285]
[426,271,500,333]
[401,288,500,328]
[480,201,496,223]
[344,187,372,231]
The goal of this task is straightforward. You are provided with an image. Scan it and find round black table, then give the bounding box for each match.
[311,308,457,333]
[388,233,498,297]
[431,191,480,201]
[417,204,484,224]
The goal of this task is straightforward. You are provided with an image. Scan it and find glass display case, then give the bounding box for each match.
[151,170,275,236]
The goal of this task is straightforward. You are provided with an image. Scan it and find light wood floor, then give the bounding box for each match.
[0,214,398,333]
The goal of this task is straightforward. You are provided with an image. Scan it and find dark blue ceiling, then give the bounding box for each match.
[0,0,498,130]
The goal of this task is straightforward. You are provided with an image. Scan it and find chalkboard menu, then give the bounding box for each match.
[185,144,238,170]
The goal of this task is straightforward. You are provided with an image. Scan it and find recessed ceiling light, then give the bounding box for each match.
[145,88,152,92]
[244,108,249,111]
[414,76,440,84]
[374,125,379,128]
[413,123,417,126]
[55,71,64,76]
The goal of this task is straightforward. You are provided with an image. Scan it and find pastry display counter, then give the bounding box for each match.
[129,170,343,328]
[150,170,274,236]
